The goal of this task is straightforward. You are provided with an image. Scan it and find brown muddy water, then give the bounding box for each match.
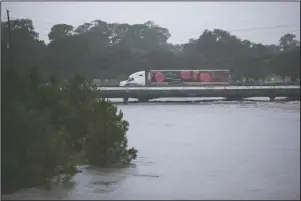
[2,98,300,200]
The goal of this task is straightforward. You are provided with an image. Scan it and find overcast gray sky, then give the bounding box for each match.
[1,2,300,45]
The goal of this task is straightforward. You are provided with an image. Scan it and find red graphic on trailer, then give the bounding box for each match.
[154,72,165,82]
[199,73,211,82]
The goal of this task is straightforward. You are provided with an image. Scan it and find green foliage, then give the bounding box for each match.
[2,18,299,81]
[83,98,137,166]
[1,66,138,194]
[1,17,299,193]
[48,24,74,41]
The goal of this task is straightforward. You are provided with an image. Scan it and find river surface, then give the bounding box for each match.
[2,98,300,200]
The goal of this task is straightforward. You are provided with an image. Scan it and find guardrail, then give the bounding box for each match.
[96,85,300,91]
[94,82,300,87]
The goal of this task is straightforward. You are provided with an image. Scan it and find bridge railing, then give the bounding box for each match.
[96,85,300,91]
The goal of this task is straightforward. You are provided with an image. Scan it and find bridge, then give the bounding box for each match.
[96,85,300,104]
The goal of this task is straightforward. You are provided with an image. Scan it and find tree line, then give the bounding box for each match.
[1,18,146,195]
[1,19,300,82]
[0,18,300,194]
[2,66,138,194]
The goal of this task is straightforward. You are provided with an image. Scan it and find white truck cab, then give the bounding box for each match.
[119,71,147,86]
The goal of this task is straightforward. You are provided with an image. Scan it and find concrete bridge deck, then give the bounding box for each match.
[96,85,300,103]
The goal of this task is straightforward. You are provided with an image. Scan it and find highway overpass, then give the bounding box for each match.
[96,85,300,104]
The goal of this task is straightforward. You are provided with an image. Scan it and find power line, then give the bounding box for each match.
[228,24,299,32]
[7,15,299,34]
[288,30,300,33]
[174,25,299,37]
[4,16,300,45]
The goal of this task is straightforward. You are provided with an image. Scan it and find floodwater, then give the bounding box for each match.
[2,98,300,200]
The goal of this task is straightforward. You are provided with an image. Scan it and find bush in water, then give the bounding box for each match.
[1,67,138,194]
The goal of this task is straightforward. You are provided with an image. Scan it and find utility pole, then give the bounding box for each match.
[6,9,13,64]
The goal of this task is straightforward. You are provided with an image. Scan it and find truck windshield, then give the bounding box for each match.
[128,77,134,81]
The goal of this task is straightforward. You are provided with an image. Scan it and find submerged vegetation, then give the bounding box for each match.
[1,66,138,194]
[1,17,299,194]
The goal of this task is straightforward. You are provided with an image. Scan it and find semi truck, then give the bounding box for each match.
[120,69,231,86]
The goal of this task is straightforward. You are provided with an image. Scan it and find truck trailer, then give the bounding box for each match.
[120,69,231,86]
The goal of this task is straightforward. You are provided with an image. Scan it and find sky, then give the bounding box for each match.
[1,2,300,45]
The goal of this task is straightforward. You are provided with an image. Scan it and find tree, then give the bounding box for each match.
[1,67,138,194]
[279,33,300,51]
[1,19,46,69]
[3,18,300,193]
[83,98,137,166]
[48,24,74,41]
[2,17,300,83]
